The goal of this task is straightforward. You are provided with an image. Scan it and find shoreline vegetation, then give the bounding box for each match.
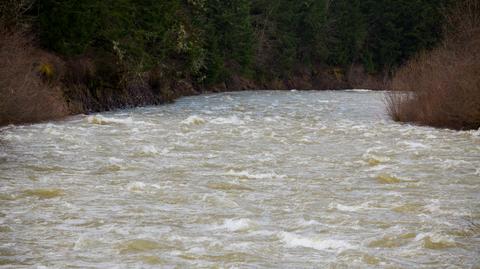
[1,0,478,130]
[387,0,480,130]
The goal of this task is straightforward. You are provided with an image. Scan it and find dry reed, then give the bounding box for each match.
[388,0,480,130]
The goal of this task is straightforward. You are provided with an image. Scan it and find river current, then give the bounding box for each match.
[0,90,479,268]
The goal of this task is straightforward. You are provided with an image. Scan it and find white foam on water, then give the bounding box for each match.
[329,202,371,212]
[139,145,158,155]
[264,117,276,122]
[383,191,403,197]
[185,246,207,255]
[363,132,377,138]
[73,234,101,251]
[124,181,164,193]
[169,235,212,244]
[424,200,471,217]
[468,128,480,137]
[366,164,389,172]
[227,242,252,251]
[362,153,391,162]
[216,218,254,232]
[351,124,368,130]
[0,124,14,131]
[225,170,286,179]
[279,232,353,252]
[126,182,147,192]
[211,115,245,125]
[151,184,163,189]
[424,200,448,216]
[108,157,123,164]
[42,127,61,136]
[397,141,430,150]
[345,89,373,92]
[296,218,321,227]
[2,133,22,141]
[365,146,385,153]
[181,115,206,125]
[250,230,277,237]
[87,115,134,125]
[441,159,472,169]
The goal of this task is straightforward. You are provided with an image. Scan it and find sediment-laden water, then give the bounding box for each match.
[0,90,479,268]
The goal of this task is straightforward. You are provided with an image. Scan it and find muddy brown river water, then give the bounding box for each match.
[0,90,479,268]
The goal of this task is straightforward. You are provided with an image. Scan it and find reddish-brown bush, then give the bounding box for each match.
[63,57,96,86]
[0,29,68,126]
[388,0,480,130]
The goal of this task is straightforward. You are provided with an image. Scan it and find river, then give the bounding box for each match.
[0,90,479,268]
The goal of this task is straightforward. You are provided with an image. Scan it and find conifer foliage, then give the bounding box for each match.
[30,0,448,84]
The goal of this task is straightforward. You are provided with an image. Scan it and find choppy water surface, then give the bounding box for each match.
[1,91,479,268]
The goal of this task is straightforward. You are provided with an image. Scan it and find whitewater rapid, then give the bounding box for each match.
[0,91,479,268]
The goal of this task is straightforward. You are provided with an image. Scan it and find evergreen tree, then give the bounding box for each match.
[33,0,451,84]
[327,0,366,67]
[202,0,255,83]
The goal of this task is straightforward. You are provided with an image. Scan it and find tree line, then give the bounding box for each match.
[28,0,448,86]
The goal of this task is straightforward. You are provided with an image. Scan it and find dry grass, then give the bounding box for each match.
[388,0,480,130]
[0,29,68,126]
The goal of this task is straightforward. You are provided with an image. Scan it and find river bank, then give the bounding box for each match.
[1,0,463,128]
[65,65,388,115]
[386,0,480,130]
[0,31,388,126]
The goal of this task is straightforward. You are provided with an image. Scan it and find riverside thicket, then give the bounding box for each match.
[0,0,455,126]
[388,0,480,130]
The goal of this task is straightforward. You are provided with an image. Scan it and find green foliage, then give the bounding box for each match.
[32,0,450,85]
[300,0,329,63]
[327,0,366,67]
[250,0,330,77]
[359,0,447,72]
[35,0,101,55]
[200,0,255,83]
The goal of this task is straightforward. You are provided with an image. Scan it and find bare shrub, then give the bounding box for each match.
[0,29,68,125]
[0,0,34,29]
[63,57,96,86]
[388,0,480,130]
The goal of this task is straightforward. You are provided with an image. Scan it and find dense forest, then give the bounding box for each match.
[4,0,479,129]
[25,0,447,85]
